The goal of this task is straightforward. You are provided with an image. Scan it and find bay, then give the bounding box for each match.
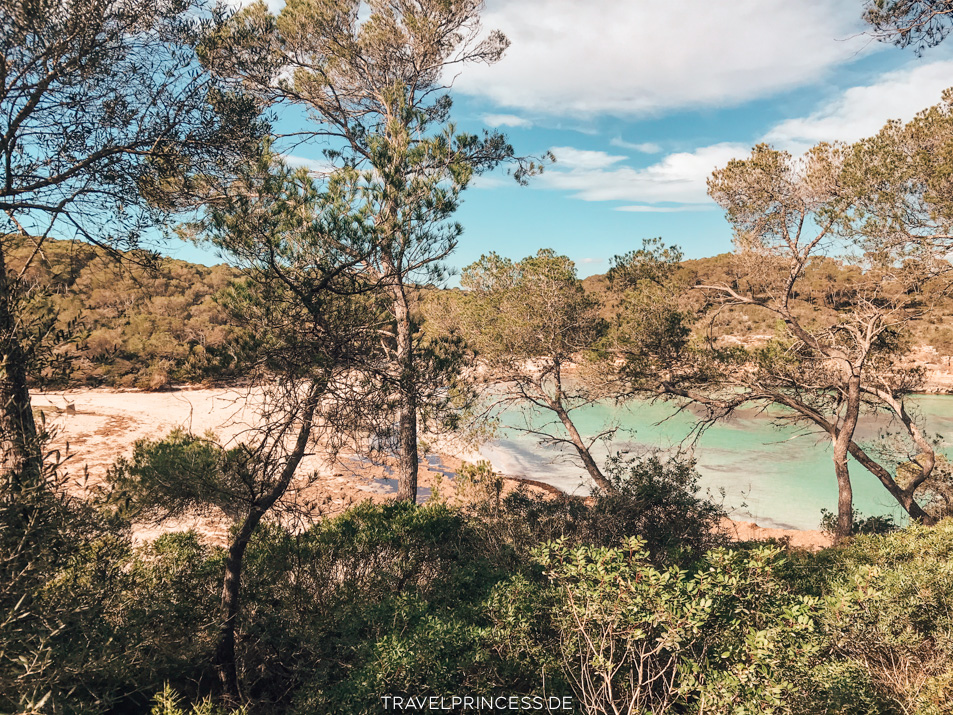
[477,394,953,530]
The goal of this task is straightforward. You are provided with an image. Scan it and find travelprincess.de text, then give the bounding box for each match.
[380,695,574,711]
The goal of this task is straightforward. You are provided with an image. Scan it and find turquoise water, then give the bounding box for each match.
[477,395,953,530]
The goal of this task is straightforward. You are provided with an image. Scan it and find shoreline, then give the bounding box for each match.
[33,385,836,551]
[496,473,831,550]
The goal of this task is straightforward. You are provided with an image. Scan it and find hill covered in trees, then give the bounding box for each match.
[11,239,248,389]
[17,240,953,392]
[584,252,953,355]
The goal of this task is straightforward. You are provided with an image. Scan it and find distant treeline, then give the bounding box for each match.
[584,253,953,354]
[12,239,249,390]
[16,239,953,391]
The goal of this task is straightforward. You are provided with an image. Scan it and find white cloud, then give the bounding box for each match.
[616,204,717,213]
[550,146,627,170]
[610,138,662,154]
[764,60,953,151]
[456,0,873,117]
[281,154,336,174]
[578,257,604,264]
[221,0,286,12]
[540,143,748,205]
[483,113,533,128]
[540,58,953,211]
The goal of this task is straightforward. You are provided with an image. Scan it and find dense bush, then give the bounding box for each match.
[819,522,953,714]
[233,502,568,713]
[819,508,900,538]
[468,454,728,568]
[539,538,821,714]
[0,452,222,713]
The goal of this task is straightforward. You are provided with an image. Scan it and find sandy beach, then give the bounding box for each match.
[32,386,831,550]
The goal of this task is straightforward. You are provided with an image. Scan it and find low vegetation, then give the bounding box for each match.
[3,435,953,713]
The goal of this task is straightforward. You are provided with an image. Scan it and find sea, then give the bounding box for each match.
[476,394,953,530]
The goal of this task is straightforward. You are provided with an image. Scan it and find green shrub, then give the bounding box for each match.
[13,449,953,715]
[539,537,821,715]
[0,443,223,713]
[149,685,245,715]
[470,454,727,568]
[821,521,953,714]
[820,508,900,538]
[234,502,570,713]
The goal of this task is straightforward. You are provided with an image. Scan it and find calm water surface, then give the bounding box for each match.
[477,395,953,530]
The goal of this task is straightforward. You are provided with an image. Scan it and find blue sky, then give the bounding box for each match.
[172,0,953,279]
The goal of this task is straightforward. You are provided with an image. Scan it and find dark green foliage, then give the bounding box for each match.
[233,502,570,713]
[105,429,267,523]
[470,454,728,568]
[596,454,729,562]
[8,433,953,714]
[0,448,222,713]
[820,508,900,537]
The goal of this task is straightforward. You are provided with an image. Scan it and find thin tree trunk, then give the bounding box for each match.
[846,441,937,525]
[830,374,862,542]
[550,399,616,494]
[831,447,854,543]
[213,391,319,702]
[392,285,418,503]
[213,509,261,701]
[0,249,40,487]
[770,387,937,529]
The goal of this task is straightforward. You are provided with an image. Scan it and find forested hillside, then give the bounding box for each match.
[11,239,248,389]
[584,253,953,354]
[17,240,953,392]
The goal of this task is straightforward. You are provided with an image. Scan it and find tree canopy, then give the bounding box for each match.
[1,0,261,482]
[611,98,953,540]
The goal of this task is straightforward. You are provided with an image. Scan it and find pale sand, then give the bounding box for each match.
[32,386,831,550]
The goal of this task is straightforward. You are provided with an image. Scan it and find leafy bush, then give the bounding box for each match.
[539,537,821,715]
[820,522,953,714]
[232,502,570,713]
[470,454,728,568]
[0,444,221,713]
[820,508,900,538]
[12,440,953,715]
[149,685,245,715]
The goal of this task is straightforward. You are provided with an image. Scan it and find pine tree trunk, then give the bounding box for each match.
[393,286,418,503]
[0,250,40,487]
[830,374,862,542]
[831,448,854,543]
[213,391,319,703]
[214,510,261,702]
[550,398,616,494]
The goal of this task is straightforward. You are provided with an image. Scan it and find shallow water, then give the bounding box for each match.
[477,394,953,530]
